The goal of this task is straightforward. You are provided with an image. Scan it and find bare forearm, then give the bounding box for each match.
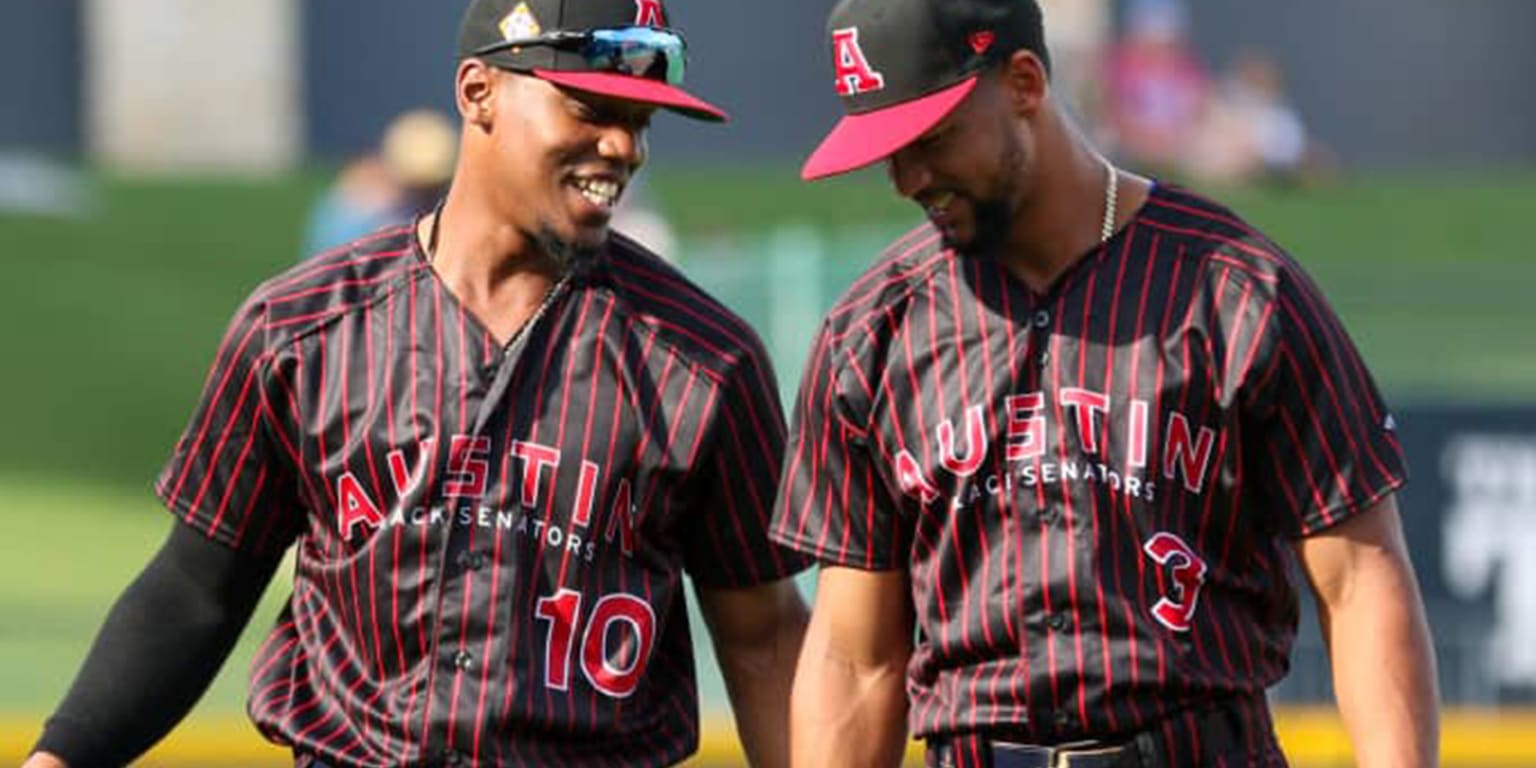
[790,637,908,768]
[717,610,809,768]
[1322,556,1440,767]
[698,580,810,768]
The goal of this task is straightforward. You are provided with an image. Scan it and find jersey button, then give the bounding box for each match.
[452,650,474,671]
[1053,710,1072,729]
[457,550,488,571]
[1033,309,1051,328]
[1047,613,1069,632]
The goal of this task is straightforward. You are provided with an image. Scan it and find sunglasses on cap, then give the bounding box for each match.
[470,26,688,86]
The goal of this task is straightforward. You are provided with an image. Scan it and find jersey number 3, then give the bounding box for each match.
[535,589,657,698]
[1142,532,1208,632]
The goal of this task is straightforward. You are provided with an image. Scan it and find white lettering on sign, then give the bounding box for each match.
[1442,433,1536,688]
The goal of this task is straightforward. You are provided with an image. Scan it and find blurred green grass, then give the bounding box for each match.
[0,475,291,717]
[2,169,1535,725]
[3,170,1535,488]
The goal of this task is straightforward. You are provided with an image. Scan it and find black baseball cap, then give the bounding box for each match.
[458,0,727,121]
[801,0,1048,180]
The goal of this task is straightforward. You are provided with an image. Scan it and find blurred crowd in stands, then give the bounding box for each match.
[1049,0,1334,189]
[300,0,1331,256]
[301,108,676,259]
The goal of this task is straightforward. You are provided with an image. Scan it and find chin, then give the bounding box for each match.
[936,224,976,254]
[577,222,610,245]
[535,222,605,269]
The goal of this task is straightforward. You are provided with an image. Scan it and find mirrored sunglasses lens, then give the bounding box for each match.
[586,29,685,85]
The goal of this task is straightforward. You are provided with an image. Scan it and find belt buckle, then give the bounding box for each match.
[1054,742,1131,768]
[990,741,1055,768]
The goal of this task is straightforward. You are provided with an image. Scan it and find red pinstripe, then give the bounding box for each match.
[443,295,479,750]
[163,318,265,505]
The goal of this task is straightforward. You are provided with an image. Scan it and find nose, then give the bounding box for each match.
[887,147,931,200]
[597,122,648,170]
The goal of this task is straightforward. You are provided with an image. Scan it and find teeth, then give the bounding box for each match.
[574,178,621,208]
[925,191,955,216]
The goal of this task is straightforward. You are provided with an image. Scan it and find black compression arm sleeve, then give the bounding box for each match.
[32,522,284,767]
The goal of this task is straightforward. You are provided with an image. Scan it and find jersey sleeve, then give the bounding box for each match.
[1243,264,1408,538]
[770,321,910,571]
[154,296,305,555]
[680,340,812,588]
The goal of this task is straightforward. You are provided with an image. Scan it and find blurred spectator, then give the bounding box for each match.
[301,108,456,257]
[1103,0,1210,174]
[1187,49,1334,187]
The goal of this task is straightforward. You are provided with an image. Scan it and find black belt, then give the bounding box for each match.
[927,701,1249,768]
[930,740,1148,768]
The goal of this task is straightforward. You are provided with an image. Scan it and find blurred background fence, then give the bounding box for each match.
[3,0,1536,765]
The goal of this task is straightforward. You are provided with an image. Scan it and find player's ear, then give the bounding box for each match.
[457,59,497,129]
[999,49,1048,117]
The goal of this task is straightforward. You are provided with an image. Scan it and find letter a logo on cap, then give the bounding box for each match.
[634,0,666,26]
[831,27,885,96]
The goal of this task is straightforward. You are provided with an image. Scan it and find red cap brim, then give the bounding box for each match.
[533,69,728,123]
[801,77,979,181]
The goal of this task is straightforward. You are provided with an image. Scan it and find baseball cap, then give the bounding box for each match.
[458,0,726,122]
[801,0,1049,180]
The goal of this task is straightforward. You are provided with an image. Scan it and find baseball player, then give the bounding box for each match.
[25,1,809,766]
[772,0,1439,766]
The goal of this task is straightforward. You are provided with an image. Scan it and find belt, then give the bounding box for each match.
[934,741,1145,768]
[929,740,1147,768]
[927,701,1250,768]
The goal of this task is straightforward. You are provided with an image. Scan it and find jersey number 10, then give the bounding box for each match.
[535,589,658,698]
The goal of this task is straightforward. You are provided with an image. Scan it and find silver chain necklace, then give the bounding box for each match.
[504,270,571,350]
[1100,159,1119,245]
[425,202,572,350]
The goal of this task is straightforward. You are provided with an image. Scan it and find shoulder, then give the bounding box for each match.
[244,224,425,349]
[1136,183,1314,294]
[818,222,948,367]
[596,232,773,383]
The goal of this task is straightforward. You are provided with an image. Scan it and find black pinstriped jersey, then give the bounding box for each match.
[772,184,1405,762]
[158,224,808,767]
